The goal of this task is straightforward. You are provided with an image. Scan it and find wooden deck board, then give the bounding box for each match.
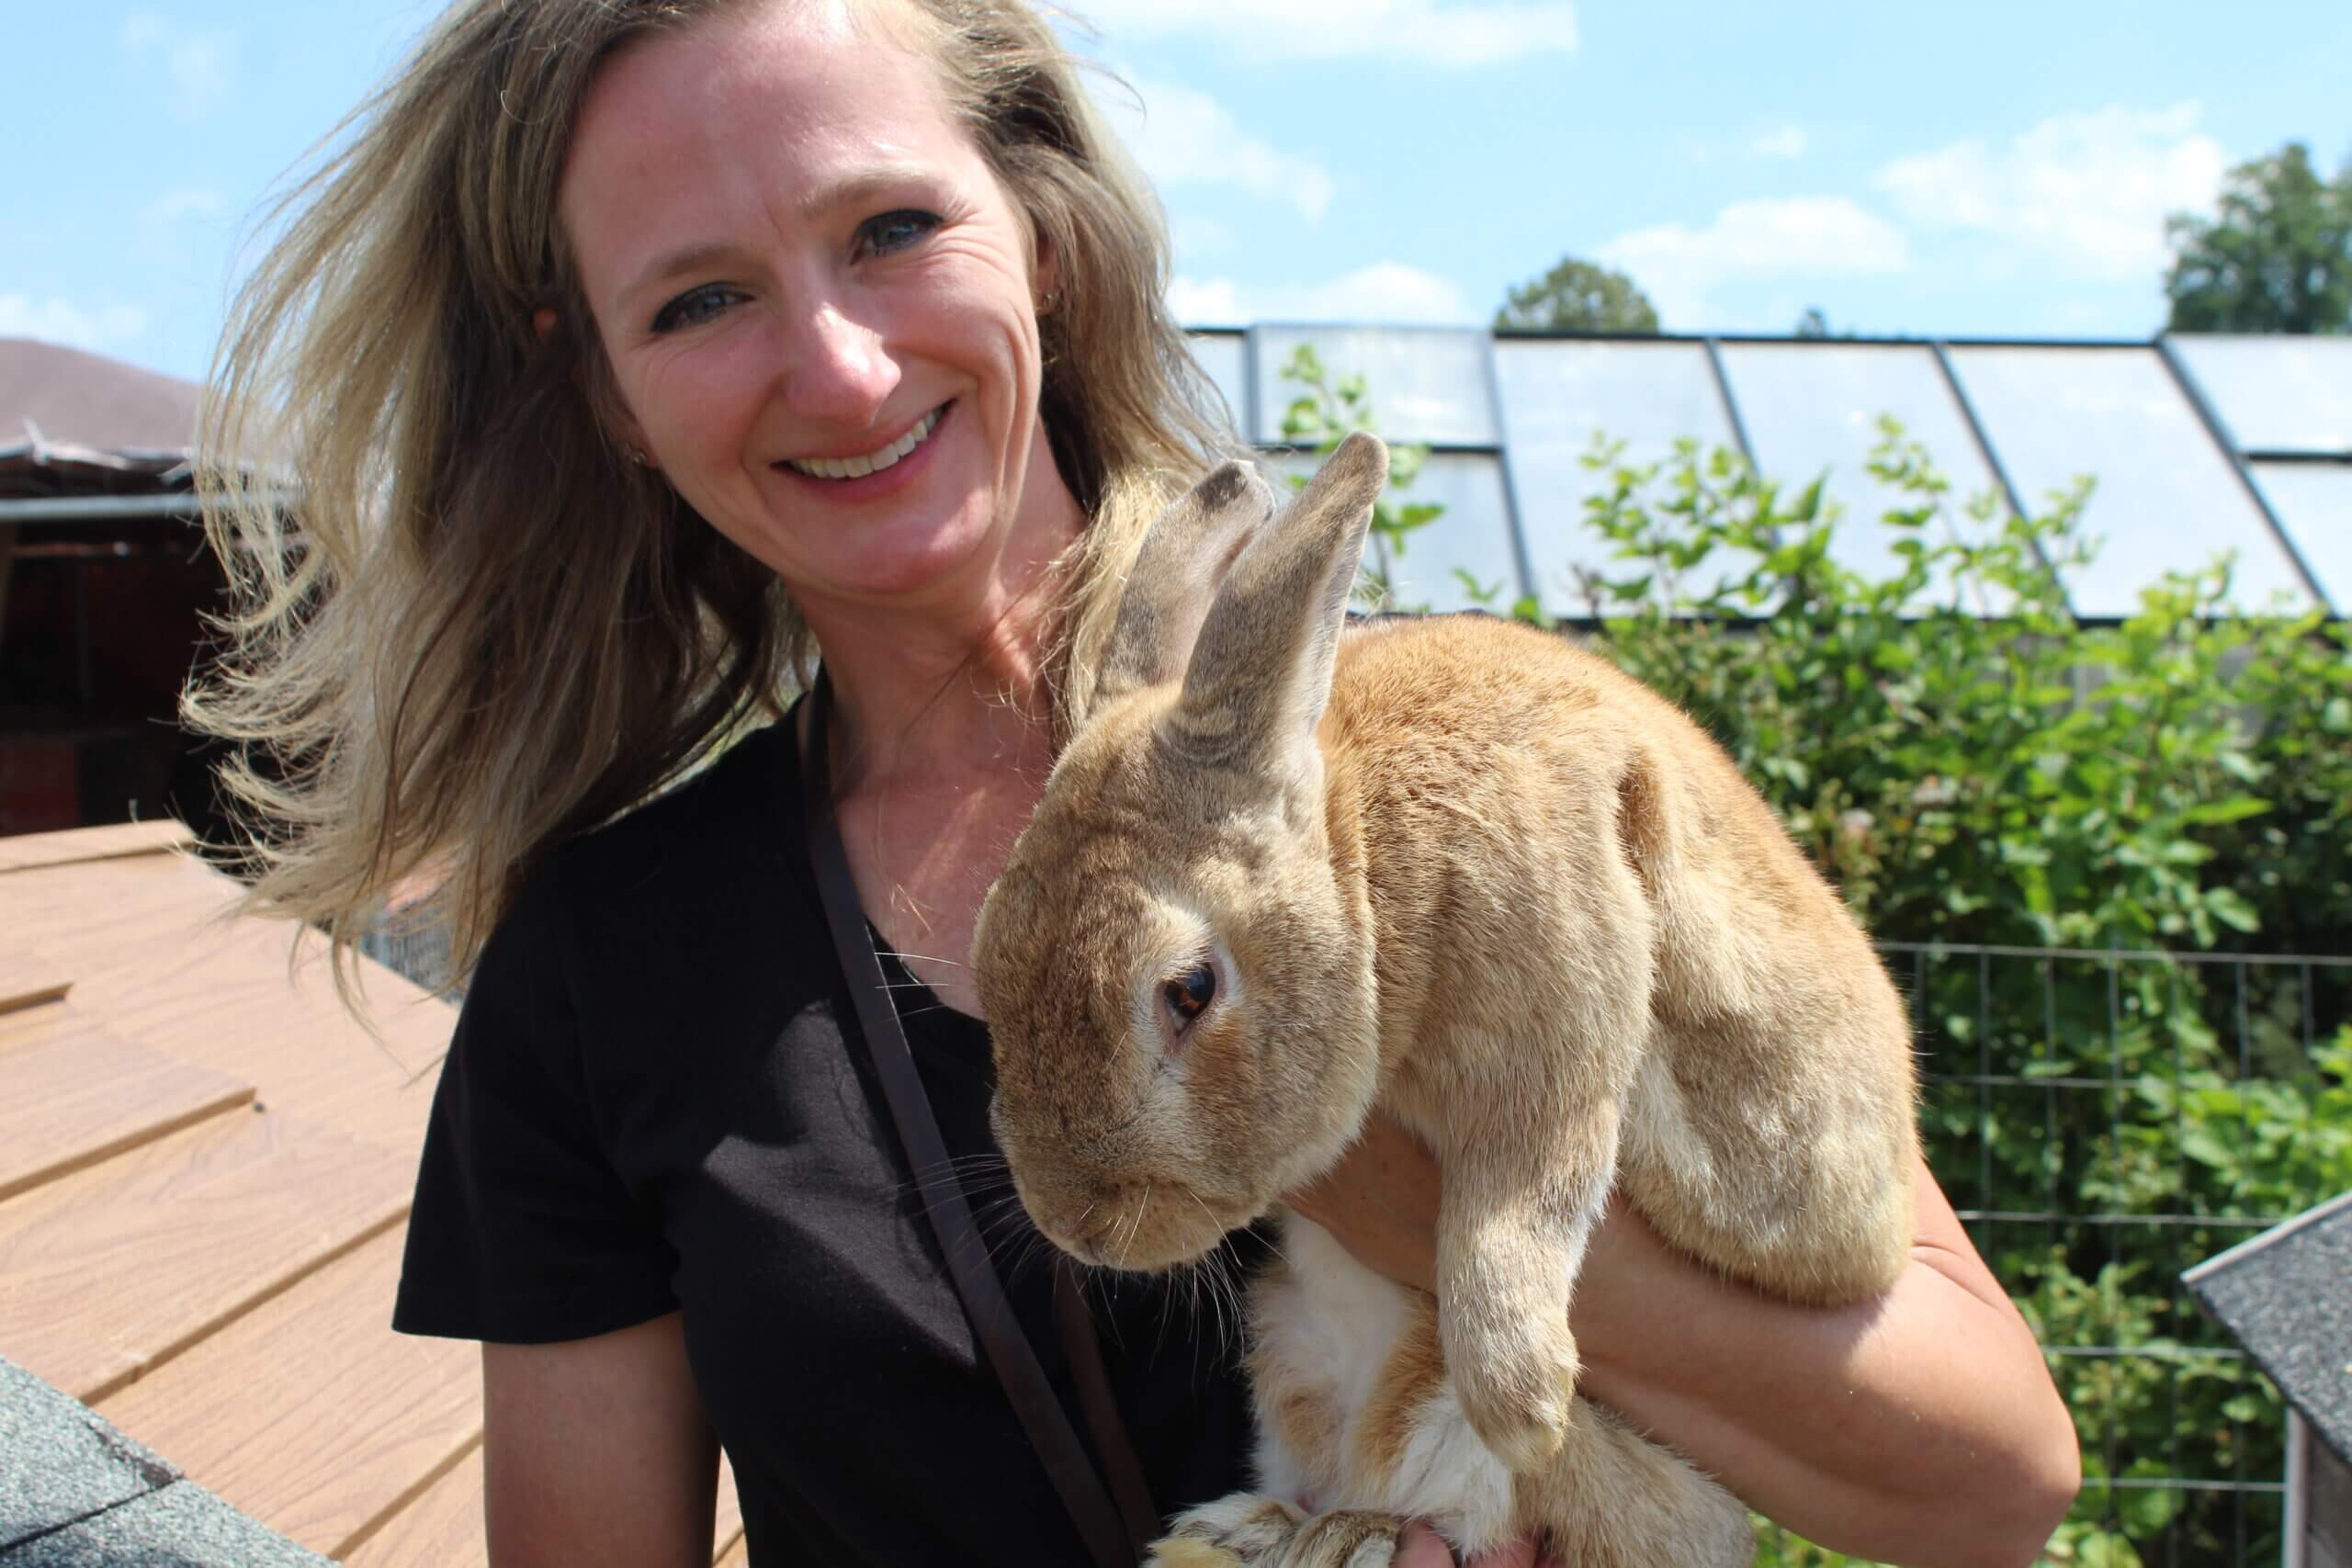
[716,1453,742,1558]
[338,1443,487,1568]
[0,1104,412,1402]
[0,950,72,1016]
[0,1014,254,1201]
[94,1225,479,1560]
[0,849,449,1157]
[0,827,786,1562]
[0,818,193,874]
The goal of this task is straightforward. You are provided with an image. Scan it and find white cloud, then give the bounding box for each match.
[1070,0,1577,67]
[119,10,166,49]
[119,12,236,120]
[1095,72,1337,221]
[0,295,150,352]
[1168,262,1476,326]
[141,186,229,226]
[1596,197,1909,328]
[1744,126,1810,161]
[1873,103,2226,280]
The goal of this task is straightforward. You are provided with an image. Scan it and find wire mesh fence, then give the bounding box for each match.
[1761,940,2352,1567]
[354,904,2347,1564]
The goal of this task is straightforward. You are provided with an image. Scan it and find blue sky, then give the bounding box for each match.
[6,0,2349,385]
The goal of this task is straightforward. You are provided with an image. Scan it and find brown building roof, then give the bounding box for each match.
[0,339,199,459]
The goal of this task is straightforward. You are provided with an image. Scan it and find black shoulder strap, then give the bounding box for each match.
[800,672,1157,1568]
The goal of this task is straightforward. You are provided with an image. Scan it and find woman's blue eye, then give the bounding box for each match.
[859,209,940,258]
[650,284,743,334]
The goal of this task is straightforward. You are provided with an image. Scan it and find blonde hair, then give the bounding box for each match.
[188,0,1233,993]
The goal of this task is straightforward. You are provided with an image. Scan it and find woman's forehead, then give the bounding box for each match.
[572,0,951,163]
[557,0,976,287]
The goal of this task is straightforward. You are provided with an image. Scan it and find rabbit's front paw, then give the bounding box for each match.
[1450,1309,1580,1473]
[1150,1494,1411,1568]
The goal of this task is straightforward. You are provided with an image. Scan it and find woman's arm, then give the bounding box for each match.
[482,1313,721,1568]
[1290,1122,2079,1568]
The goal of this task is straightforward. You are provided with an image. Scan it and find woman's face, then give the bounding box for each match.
[559,0,1066,614]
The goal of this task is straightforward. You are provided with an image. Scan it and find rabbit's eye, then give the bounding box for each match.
[1163,964,1216,1025]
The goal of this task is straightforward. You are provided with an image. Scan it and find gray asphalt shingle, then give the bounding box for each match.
[0,1356,325,1568]
[1,1481,331,1568]
[2184,1189,2352,1468]
[0,1355,176,1551]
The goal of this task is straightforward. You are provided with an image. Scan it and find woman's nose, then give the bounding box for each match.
[779,302,897,425]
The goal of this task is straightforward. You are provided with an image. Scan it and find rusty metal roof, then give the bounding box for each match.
[0,339,200,502]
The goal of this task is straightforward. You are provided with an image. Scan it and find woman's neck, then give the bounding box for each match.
[799,438,1083,800]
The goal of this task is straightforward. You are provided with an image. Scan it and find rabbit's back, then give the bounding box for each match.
[1325,612,1919,1303]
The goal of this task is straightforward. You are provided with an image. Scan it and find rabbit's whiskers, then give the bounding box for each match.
[875,948,968,970]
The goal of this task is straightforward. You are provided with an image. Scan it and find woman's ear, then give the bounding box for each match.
[543,301,657,468]
[1033,233,1062,315]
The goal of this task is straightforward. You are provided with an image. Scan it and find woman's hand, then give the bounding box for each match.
[1286,1116,2079,1568]
[1395,1522,1547,1568]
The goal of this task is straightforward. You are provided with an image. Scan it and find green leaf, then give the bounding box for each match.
[2179,795,2270,826]
[2179,1126,2236,1168]
[2204,886,2260,932]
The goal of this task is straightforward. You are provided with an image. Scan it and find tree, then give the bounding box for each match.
[2165,141,2352,333]
[1494,256,1660,333]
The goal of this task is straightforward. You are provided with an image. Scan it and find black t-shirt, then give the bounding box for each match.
[391,717,1261,1564]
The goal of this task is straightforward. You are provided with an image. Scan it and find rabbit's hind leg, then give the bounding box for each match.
[1149,1497,1410,1568]
[1620,1024,1914,1305]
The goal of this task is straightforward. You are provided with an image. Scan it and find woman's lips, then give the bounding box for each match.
[774,400,953,497]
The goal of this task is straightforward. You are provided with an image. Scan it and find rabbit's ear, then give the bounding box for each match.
[1075,458,1276,729]
[1173,431,1385,775]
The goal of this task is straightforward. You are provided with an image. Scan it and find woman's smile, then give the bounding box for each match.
[779,400,950,483]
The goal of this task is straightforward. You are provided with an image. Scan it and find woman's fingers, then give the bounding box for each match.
[1394,1520,1543,1568]
[1392,1521,1458,1567]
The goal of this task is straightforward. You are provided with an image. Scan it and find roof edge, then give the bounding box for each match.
[2181,1187,2352,1286]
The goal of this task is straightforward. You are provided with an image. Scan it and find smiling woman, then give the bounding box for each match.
[181,1,2076,1565]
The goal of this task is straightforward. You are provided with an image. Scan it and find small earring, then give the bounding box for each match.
[1038,288,1061,315]
[628,446,652,468]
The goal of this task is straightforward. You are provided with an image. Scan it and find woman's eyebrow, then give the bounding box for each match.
[795,162,936,221]
[620,240,734,307]
[614,164,939,307]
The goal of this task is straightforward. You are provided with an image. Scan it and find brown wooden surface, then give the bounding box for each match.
[715,1453,743,1560]
[0,1011,254,1201]
[0,826,760,1564]
[0,1102,412,1401]
[0,950,72,1015]
[0,849,451,1140]
[0,818,191,874]
[336,1443,486,1568]
[94,1224,479,1559]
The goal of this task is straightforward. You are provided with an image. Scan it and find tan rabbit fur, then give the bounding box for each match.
[972,434,1920,1566]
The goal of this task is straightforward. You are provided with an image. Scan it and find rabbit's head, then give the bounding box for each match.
[975,434,1390,1272]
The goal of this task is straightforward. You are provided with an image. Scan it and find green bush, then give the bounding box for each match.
[1276,346,2352,1565]
[1574,428,2352,1566]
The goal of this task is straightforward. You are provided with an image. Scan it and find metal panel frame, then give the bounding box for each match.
[1204,324,2348,625]
[2156,334,2336,615]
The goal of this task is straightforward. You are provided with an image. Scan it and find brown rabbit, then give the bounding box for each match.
[972,433,1920,1566]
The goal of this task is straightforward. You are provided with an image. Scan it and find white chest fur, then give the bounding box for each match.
[1250,1214,1521,1555]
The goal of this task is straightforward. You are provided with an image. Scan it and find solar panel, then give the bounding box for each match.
[1943,345,2319,617]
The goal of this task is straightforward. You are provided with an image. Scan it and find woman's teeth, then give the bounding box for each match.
[786,407,942,480]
